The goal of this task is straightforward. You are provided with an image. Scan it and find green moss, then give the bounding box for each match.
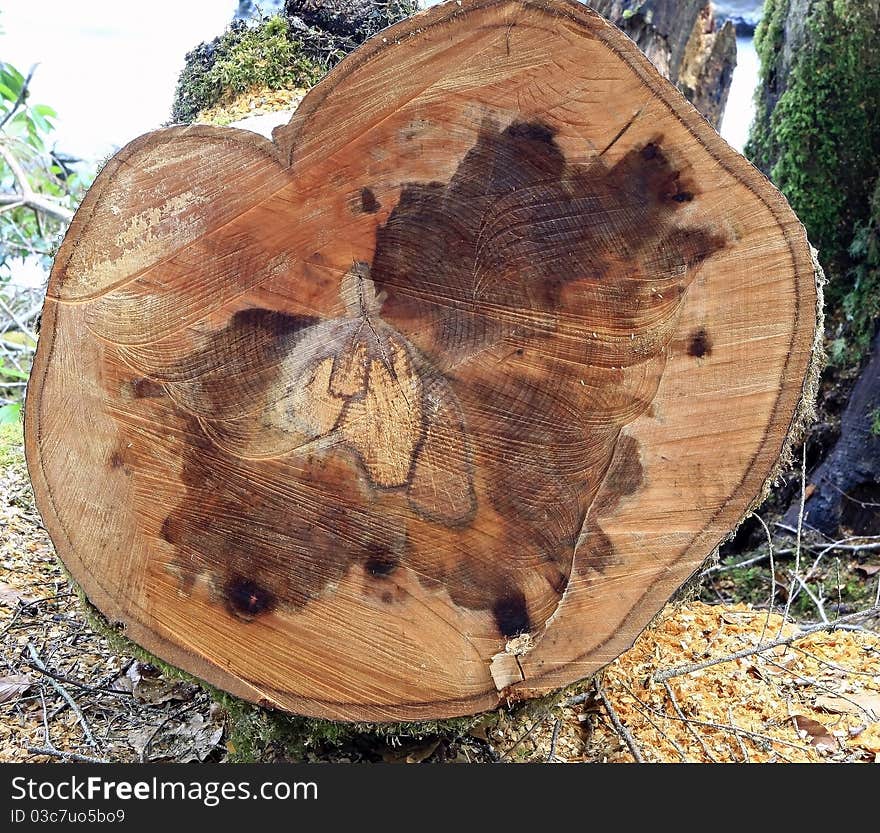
[171,16,323,124]
[746,0,790,176]
[747,0,880,324]
[836,179,880,363]
[0,422,23,470]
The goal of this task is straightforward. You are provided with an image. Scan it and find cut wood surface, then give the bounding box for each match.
[25,0,819,721]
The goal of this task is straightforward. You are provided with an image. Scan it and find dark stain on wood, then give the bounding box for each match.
[360,186,380,213]
[130,377,165,399]
[493,589,531,638]
[370,120,724,357]
[688,328,712,358]
[225,576,276,621]
[577,435,644,575]
[128,118,724,636]
[159,419,408,613]
[365,547,400,577]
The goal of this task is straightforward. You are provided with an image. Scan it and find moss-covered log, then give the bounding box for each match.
[747,0,880,294]
[175,1,736,129]
[171,1,417,124]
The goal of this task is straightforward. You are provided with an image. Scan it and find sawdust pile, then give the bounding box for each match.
[196,85,307,126]
[489,602,880,763]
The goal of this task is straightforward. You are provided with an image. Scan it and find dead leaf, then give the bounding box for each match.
[856,564,880,578]
[793,714,837,752]
[815,693,880,720]
[0,582,33,608]
[0,674,32,704]
[850,723,880,755]
[115,661,193,705]
[127,726,156,758]
[382,739,441,763]
[171,712,223,762]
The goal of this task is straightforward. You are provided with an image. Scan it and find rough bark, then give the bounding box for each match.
[592,0,737,127]
[26,0,818,722]
[785,331,880,536]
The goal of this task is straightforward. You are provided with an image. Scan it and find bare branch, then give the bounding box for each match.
[596,682,644,763]
[662,681,718,762]
[25,746,108,764]
[782,443,808,626]
[0,142,74,223]
[651,605,880,683]
[0,294,37,343]
[26,642,98,747]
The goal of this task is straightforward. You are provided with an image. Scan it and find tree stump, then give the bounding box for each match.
[25,0,820,721]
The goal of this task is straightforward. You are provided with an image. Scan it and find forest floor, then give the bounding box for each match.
[1,422,879,763]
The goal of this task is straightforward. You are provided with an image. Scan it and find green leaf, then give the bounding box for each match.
[0,65,24,95]
[0,403,20,424]
[30,109,51,134]
[32,103,56,118]
[0,360,30,382]
[4,64,25,88]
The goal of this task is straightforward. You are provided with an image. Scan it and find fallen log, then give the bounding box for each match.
[25,0,821,721]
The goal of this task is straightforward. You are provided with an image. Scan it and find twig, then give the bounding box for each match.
[622,691,688,762]
[596,682,644,763]
[26,746,108,764]
[25,659,133,698]
[762,654,879,720]
[791,644,880,678]
[662,681,718,763]
[563,691,592,708]
[0,142,74,223]
[39,688,50,745]
[48,658,135,721]
[727,707,750,763]
[790,571,828,624]
[26,642,98,747]
[754,513,776,643]
[140,701,200,763]
[651,605,880,683]
[546,718,561,762]
[497,710,551,762]
[782,443,808,627]
[818,541,880,553]
[0,293,37,344]
[702,551,771,576]
[631,696,814,755]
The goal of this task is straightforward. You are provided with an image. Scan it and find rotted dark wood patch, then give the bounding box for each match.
[116,118,725,637]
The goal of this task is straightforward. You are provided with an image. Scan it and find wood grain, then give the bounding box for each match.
[25,0,819,720]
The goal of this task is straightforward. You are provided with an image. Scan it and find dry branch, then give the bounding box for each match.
[651,605,880,683]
